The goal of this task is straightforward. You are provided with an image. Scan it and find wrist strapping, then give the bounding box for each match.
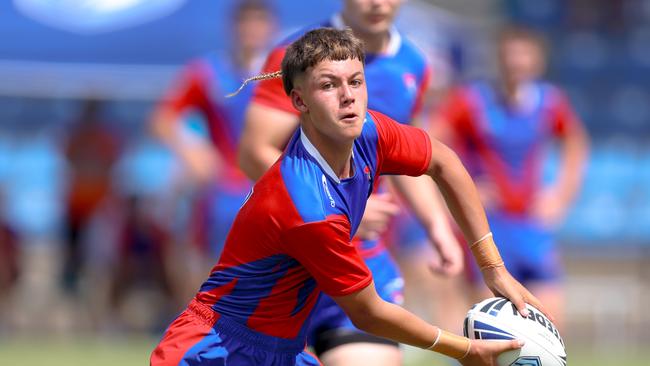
[427,329,472,359]
[470,232,504,270]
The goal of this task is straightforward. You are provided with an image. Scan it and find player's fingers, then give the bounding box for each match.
[523,290,555,323]
[496,339,525,352]
[510,293,529,318]
[427,259,445,275]
[446,258,464,276]
[372,192,393,201]
[376,200,400,215]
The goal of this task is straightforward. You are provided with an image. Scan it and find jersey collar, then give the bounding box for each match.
[300,127,362,184]
[330,13,402,57]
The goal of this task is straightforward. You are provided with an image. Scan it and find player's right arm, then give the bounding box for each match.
[283,218,522,365]
[334,284,524,365]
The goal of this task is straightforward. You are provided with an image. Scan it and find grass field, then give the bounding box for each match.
[0,337,647,366]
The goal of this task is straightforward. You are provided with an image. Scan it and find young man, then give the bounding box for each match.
[152,0,276,259]
[239,1,462,363]
[431,26,589,329]
[151,27,548,366]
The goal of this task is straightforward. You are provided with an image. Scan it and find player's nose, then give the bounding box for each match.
[340,83,355,105]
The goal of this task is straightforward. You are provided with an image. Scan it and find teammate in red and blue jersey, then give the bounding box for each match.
[431,26,589,330]
[150,27,543,366]
[152,0,276,259]
[239,1,462,364]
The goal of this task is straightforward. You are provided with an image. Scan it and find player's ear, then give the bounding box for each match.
[291,89,308,113]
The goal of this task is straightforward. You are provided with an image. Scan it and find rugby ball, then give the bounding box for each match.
[463,297,566,366]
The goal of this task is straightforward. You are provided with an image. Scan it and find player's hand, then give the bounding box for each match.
[531,187,568,228]
[355,193,400,240]
[459,339,524,366]
[427,221,464,276]
[481,266,555,323]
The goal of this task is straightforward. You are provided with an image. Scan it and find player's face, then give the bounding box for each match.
[342,0,403,36]
[498,38,545,84]
[236,9,275,52]
[293,58,368,143]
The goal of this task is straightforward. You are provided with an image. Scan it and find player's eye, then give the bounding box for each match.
[321,82,334,90]
[350,78,363,87]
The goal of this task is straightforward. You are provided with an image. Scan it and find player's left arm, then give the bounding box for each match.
[374,112,551,320]
[533,91,590,226]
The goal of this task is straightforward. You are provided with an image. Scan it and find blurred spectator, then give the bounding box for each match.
[62,98,121,294]
[431,25,590,330]
[107,194,178,331]
[0,187,20,328]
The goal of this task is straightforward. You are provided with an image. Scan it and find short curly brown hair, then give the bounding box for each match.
[281,27,365,95]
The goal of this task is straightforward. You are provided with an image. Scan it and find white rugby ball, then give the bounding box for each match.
[463,297,566,366]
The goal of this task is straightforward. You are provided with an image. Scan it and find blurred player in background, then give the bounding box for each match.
[431,25,590,329]
[238,0,462,364]
[151,0,276,271]
[151,27,542,366]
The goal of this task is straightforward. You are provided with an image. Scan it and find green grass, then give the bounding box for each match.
[0,336,158,366]
[0,337,647,366]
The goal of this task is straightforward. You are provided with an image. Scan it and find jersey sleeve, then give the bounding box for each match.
[161,61,213,117]
[251,47,299,116]
[371,110,432,176]
[548,88,581,137]
[282,218,372,297]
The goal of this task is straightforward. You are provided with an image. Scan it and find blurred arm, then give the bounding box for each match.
[552,116,590,210]
[388,174,463,275]
[533,95,591,226]
[151,66,222,184]
[238,102,299,181]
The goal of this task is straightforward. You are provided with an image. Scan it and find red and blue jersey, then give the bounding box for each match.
[194,110,432,341]
[439,80,579,215]
[161,52,260,188]
[252,14,431,255]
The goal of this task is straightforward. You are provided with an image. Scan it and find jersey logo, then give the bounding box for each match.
[363,165,372,180]
[512,357,541,366]
[321,174,336,208]
[403,73,417,95]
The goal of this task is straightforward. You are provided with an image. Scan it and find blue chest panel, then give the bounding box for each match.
[470,82,554,176]
[280,114,381,237]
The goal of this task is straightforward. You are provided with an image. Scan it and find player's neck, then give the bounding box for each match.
[358,31,391,54]
[301,124,355,180]
[501,79,522,105]
[234,48,258,74]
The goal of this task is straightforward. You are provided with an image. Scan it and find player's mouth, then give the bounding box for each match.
[366,14,388,24]
[340,112,359,123]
